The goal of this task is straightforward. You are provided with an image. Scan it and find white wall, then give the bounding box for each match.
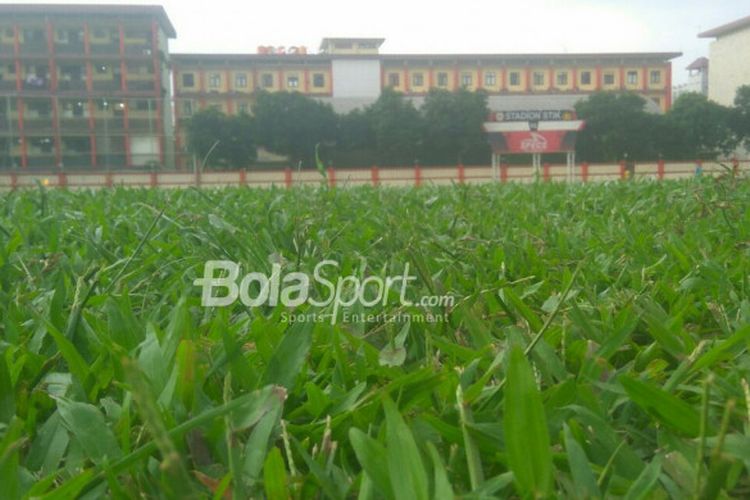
[708,28,750,106]
[331,59,382,98]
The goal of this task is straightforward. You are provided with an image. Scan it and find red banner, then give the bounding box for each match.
[495,130,574,154]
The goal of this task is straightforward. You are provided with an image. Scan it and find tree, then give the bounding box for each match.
[421,89,491,165]
[731,85,750,150]
[666,92,738,159]
[574,92,666,162]
[187,108,257,169]
[252,91,337,167]
[366,88,423,166]
[333,108,377,167]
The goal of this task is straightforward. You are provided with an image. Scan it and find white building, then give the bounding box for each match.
[673,57,709,100]
[699,15,750,106]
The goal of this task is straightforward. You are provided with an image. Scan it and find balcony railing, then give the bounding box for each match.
[19,41,48,55]
[59,115,90,128]
[55,43,86,55]
[126,80,155,92]
[89,43,119,55]
[92,80,122,91]
[57,80,87,92]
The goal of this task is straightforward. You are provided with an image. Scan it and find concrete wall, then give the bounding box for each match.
[708,28,750,106]
[0,161,744,190]
[331,59,381,98]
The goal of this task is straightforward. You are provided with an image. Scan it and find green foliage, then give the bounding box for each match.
[366,88,424,166]
[667,92,739,159]
[576,89,745,162]
[253,90,338,166]
[187,108,257,169]
[421,88,491,165]
[0,178,749,498]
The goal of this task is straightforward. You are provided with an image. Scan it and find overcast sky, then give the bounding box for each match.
[4,0,748,85]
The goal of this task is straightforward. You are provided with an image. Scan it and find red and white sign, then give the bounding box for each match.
[483,120,585,154]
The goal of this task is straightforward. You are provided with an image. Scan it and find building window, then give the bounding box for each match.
[461,73,472,86]
[437,72,448,87]
[556,72,568,86]
[627,71,638,85]
[484,72,496,86]
[509,71,521,86]
[238,102,250,114]
[96,64,110,75]
[650,70,661,84]
[580,71,591,85]
[182,100,193,116]
[533,72,545,86]
[208,73,221,89]
[388,73,400,87]
[313,73,325,88]
[287,75,299,88]
[181,73,195,87]
[261,73,273,88]
[412,73,424,86]
[603,72,615,85]
[235,73,248,88]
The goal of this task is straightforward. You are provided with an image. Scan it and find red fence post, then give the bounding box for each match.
[58,171,67,189]
[105,172,113,188]
[457,163,465,184]
[327,167,336,188]
[619,161,626,180]
[239,169,247,186]
[371,165,379,186]
[733,158,740,176]
[543,163,551,182]
[10,172,17,191]
[657,159,665,180]
[414,163,422,187]
[284,167,292,188]
[501,163,509,183]
[581,162,589,182]
[150,171,157,188]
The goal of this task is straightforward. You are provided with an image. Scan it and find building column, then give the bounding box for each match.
[595,66,603,91]
[17,98,27,168]
[665,64,673,110]
[525,67,531,92]
[13,25,21,92]
[118,24,128,91]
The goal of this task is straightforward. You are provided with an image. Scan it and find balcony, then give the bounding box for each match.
[19,41,48,56]
[0,41,14,55]
[0,80,16,91]
[55,42,86,55]
[57,79,87,92]
[22,75,50,92]
[124,45,153,57]
[90,43,119,55]
[92,79,122,92]
[126,80,156,92]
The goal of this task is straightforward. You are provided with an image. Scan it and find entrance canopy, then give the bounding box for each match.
[482,110,586,180]
[482,119,586,154]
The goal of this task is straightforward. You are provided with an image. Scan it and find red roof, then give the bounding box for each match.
[0,4,176,38]
[699,15,750,38]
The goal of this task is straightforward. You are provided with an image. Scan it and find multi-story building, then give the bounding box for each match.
[0,4,175,169]
[0,4,680,171]
[172,39,678,165]
[673,57,709,100]
[699,15,750,106]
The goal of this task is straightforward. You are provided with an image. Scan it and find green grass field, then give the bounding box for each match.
[1,177,749,499]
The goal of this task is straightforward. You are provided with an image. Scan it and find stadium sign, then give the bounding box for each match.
[490,110,577,122]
